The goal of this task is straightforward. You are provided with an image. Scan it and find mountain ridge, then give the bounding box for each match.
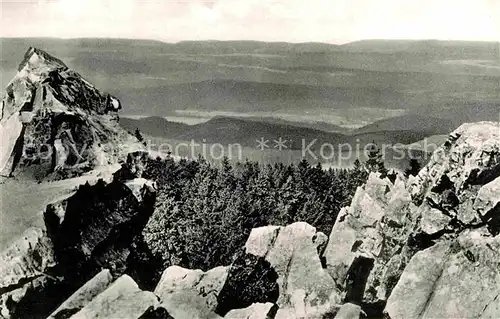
[120,115,433,150]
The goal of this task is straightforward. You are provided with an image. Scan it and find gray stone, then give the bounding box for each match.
[247,222,340,319]
[224,303,277,319]
[154,265,229,319]
[71,275,159,319]
[49,269,113,318]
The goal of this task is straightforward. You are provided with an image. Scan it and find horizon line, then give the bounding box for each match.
[1,36,499,46]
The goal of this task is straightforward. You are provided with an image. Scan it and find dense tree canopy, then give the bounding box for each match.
[143,156,369,270]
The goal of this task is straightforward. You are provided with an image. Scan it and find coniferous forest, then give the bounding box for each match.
[142,155,370,271]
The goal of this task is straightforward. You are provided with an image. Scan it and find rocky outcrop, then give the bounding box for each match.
[0,153,160,318]
[333,303,365,319]
[0,228,58,318]
[245,222,341,318]
[386,229,500,318]
[409,122,500,201]
[71,275,162,318]
[224,303,278,319]
[474,177,500,235]
[48,269,114,318]
[44,176,157,282]
[323,173,417,310]
[0,49,156,318]
[154,265,229,319]
[323,121,500,317]
[0,47,141,179]
[41,150,162,295]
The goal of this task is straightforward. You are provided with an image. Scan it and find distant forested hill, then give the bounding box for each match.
[2,38,498,126]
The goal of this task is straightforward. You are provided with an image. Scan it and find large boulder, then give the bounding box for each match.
[48,269,114,319]
[0,169,160,318]
[245,222,340,318]
[216,253,279,316]
[44,177,157,281]
[386,229,500,318]
[224,303,278,319]
[153,253,279,318]
[154,265,229,319]
[0,228,57,318]
[13,155,162,318]
[71,275,161,318]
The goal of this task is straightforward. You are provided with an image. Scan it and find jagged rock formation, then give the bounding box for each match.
[43,151,160,290]
[0,152,160,318]
[152,253,279,319]
[44,177,156,280]
[0,228,57,318]
[245,223,340,318]
[71,274,161,318]
[49,274,174,319]
[323,173,415,310]
[48,269,114,318]
[154,265,229,318]
[386,228,500,318]
[0,47,141,179]
[324,121,500,317]
[0,49,154,318]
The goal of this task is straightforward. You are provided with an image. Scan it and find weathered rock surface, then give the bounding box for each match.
[44,176,157,283]
[246,222,340,318]
[324,173,417,308]
[71,275,160,319]
[0,227,57,318]
[409,121,500,201]
[0,228,55,294]
[154,265,229,319]
[333,303,364,319]
[224,303,278,319]
[323,122,500,318]
[0,49,155,319]
[386,229,500,319]
[0,47,141,179]
[0,154,159,318]
[474,177,500,235]
[48,269,113,319]
[0,170,160,318]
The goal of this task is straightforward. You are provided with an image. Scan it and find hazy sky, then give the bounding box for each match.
[1,0,499,43]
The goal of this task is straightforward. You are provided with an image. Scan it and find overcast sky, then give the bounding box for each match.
[1,0,499,43]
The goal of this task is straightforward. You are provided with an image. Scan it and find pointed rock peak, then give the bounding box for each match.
[18,47,68,72]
